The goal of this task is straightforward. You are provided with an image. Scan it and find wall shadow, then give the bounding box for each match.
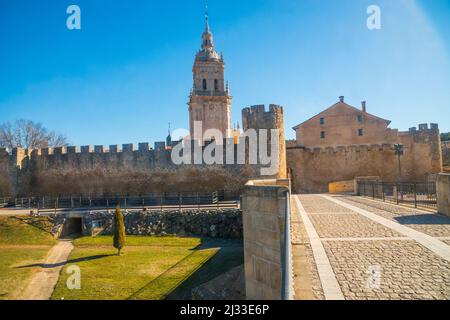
[15,254,115,269]
[394,214,450,225]
[126,237,243,300]
[9,216,54,235]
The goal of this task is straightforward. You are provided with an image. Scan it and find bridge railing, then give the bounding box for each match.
[357,181,437,210]
[11,191,240,211]
[281,190,294,300]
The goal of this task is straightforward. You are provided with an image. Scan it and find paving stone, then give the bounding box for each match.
[309,214,402,238]
[323,240,450,300]
[338,196,450,238]
[294,194,450,300]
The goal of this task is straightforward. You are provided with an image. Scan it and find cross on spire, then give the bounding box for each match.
[205,1,210,33]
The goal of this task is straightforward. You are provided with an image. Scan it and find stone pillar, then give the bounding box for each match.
[241,179,289,300]
[437,174,450,217]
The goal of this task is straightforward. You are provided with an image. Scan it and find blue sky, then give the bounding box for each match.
[0,0,449,145]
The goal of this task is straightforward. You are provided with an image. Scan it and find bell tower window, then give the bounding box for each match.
[214,79,218,91]
[202,79,207,90]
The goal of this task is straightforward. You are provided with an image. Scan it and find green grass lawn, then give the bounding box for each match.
[0,216,56,245]
[51,236,243,300]
[0,216,57,299]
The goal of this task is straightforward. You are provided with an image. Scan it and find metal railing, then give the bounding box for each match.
[0,197,11,207]
[281,190,294,300]
[11,191,240,211]
[357,181,437,210]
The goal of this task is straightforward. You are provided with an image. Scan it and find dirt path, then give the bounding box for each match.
[19,240,74,300]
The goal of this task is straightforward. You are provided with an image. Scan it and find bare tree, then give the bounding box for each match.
[0,119,68,150]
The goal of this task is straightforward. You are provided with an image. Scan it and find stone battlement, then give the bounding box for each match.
[302,144,394,154]
[242,104,284,131]
[0,141,172,158]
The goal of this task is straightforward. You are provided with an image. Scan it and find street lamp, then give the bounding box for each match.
[394,144,404,182]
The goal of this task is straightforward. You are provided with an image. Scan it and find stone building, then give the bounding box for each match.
[188,15,232,141]
[287,97,443,193]
[293,96,392,147]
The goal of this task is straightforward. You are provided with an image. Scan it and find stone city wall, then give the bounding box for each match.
[287,124,442,193]
[0,105,286,197]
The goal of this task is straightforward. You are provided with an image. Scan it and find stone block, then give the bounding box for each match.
[80,146,92,154]
[67,146,78,154]
[53,147,66,154]
[122,144,134,152]
[109,145,119,153]
[138,143,150,152]
[94,145,104,153]
[437,174,450,217]
[254,257,270,284]
[269,262,281,289]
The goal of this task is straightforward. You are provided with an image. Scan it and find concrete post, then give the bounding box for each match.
[242,179,290,300]
[437,174,450,217]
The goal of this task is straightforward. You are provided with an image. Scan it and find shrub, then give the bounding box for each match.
[113,207,126,256]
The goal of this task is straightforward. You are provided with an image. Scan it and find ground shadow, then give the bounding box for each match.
[15,254,115,269]
[394,214,450,225]
[59,233,83,240]
[125,237,243,300]
[9,216,54,236]
[165,246,243,300]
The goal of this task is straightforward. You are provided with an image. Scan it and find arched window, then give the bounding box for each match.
[202,79,207,90]
[214,79,219,91]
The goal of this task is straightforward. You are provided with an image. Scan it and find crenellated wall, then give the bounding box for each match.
[0,105,286,197]
[242,104,287,179]
[287,124,443,193]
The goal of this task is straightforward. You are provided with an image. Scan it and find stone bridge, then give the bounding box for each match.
[242,174,450,300]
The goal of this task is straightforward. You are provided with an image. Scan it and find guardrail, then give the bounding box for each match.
[281,191,294,300]
[0,197,11,207]
[10,191,240,211]
[357,181,437,210]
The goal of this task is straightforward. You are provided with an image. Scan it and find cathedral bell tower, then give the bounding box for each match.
[188,12,232,142]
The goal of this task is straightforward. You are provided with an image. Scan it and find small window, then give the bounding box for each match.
[214,79,219,91]
[358,129,364,136]
[357,115,363,123]
[320,117,325,125]
[202,79,207,90]
[320,131,325,139]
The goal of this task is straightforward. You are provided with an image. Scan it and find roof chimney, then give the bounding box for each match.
[362,101,367,113]
[339,96,344,103]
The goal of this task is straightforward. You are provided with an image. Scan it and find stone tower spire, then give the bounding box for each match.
[188,9,232,142]
[202,8,213,50]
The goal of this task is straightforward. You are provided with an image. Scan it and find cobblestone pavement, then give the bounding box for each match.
[338,196,450,237]
[310,214,402,238]
[293,194,450,300]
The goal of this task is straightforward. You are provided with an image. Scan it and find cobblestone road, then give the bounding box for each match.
[292,194,450,300]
